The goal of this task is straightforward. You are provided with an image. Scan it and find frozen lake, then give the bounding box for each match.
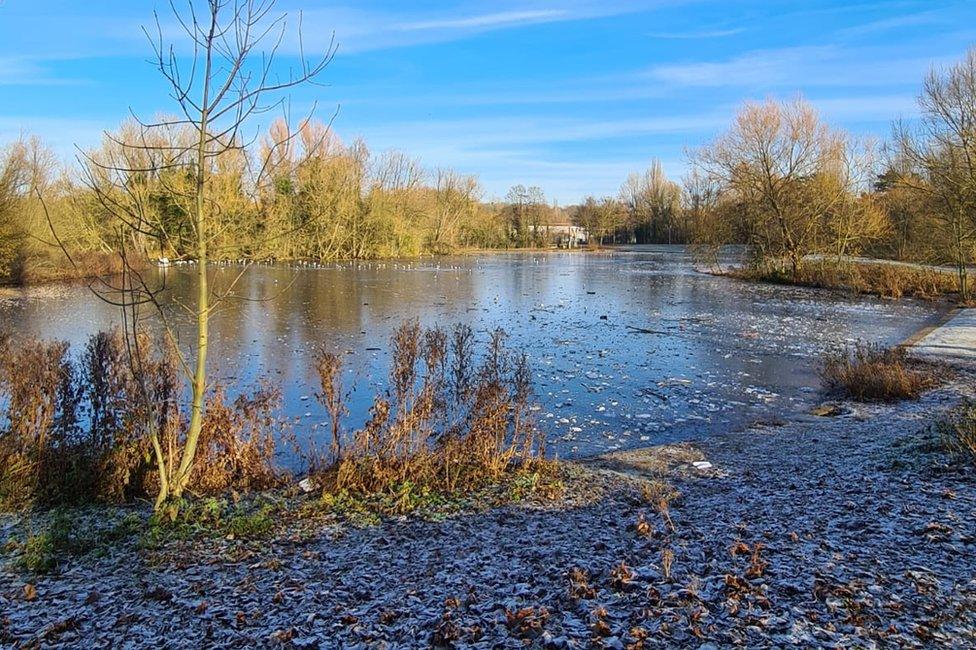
[0,246,948,458]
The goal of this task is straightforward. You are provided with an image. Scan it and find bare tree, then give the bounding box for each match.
[0,141,31,280]
[78,0,334,510]
[430,169,481,253]
[504,184,547,246]
[894,47,976,299]
[573,195,624,245]
[692,98,861,278]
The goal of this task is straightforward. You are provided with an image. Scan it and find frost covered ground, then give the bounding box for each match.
[3,380,974,648]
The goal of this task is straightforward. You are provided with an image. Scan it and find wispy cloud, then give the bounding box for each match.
[0,57,84,87]
[648,46,836,87]
[646,45,950,88]
[291,2,659,54]
[647,27,744,39]
[837,11,942,37]
[397,10,568,32]
[348,112,729,154]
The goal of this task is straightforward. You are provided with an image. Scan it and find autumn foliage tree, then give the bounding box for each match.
[893,47,976,299]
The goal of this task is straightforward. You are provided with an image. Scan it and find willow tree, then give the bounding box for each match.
[80,0,333,509]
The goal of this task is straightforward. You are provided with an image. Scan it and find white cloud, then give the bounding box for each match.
[287,1,664,55]
[647,27,745,39]
[0,57,85,87]
[397,10,567,32]
[348,112,728,152]
[838,11,942,37]
[646,45,951,88]
[648,46,837,87]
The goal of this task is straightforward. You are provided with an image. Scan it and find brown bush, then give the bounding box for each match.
[190,384,284,494]
[11,250,142,287]
[0,321,544,510]
[82,330,182,502]
[819,343,938,402]
[0,329,283,509]
[317,321,547,498]
[314,351,346,462]
[0,335,79,508]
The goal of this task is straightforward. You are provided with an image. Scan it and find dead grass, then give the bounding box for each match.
[189,385,284,494]
[6,250,143,287]
[937,402,976,461]
[735,260,959,300]
[819,343,940,402]
[1,320,551,513]
[315,321,551,502]
[0,329,284,510]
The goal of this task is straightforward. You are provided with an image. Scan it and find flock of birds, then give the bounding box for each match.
[156,257,485,273]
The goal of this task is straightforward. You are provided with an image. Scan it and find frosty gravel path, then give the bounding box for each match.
[913,308,976,364]
[3,381,975,648]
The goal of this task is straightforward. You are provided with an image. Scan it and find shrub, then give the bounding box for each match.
[12,250,138,287]
[0,329,283,509]
[317,322,548,499]
[819,343,938,402]
[0,335,84,508]
[190,385,284,494]
[938,402,976,460]
[0,321,545,511]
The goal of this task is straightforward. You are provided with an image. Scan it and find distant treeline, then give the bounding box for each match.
[684,47,976,299]
[3,48,976,292]
[562,47,976,299]
[0,122,553,285]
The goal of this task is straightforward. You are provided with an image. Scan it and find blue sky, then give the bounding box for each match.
[1,0,974,203]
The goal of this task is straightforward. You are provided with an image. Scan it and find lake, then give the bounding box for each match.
[0,246,947,459]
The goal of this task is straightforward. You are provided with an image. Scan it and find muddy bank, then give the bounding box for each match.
[2,379,975,648]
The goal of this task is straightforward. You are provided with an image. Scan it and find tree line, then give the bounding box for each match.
[686,47,976,298]
[3,44,976,296]
[567,46,976,301]
[0,121,566,285]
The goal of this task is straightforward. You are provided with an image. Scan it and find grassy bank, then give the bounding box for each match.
[3,384,974,647]
[0,250,142,288]
[727,260,960,300]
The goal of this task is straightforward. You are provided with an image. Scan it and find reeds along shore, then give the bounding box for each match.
[0,322,548,511]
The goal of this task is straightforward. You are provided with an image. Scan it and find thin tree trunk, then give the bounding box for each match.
[169,15,215,501]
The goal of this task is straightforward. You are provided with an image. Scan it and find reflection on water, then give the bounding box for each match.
[0,246,946,458]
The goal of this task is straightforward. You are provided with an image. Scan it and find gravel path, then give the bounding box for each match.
[913,308,976,362]
[2,382,975,648]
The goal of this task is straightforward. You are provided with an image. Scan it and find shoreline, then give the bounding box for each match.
[2,252,974,647]
[2,374,974,647]
[0,246,598,291]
